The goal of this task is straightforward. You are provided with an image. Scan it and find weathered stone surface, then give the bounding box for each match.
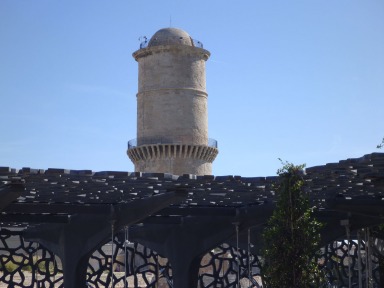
[128,28,218,175]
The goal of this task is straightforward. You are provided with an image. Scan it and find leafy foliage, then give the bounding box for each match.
[262,161,324,288]
[377,138,384,149]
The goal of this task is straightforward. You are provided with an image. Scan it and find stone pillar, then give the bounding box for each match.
[127,28,218,175]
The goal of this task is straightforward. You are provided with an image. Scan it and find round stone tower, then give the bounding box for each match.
[127,27,218,175]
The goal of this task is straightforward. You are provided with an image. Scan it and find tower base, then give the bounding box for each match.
[127,144,218,175]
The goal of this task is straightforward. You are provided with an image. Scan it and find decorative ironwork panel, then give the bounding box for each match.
[0,228,63,287]
[198,243,263,288]
[318,239,379,287]
[86,240,265,288]
[1,229,384,287]
[86,233,172,287]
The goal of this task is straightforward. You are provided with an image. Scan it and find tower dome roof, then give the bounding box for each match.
[148,28,193,47]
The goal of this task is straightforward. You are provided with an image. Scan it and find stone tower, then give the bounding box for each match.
[127,28,218,175]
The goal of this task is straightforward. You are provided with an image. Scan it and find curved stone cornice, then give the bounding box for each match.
[127,144,218,163]
[133,45,210,61]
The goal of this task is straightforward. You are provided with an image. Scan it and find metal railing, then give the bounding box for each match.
[139,36,148,49]
[128,137,217,149]
[140,41,148,49]
[138,37,204,49]
[192,39,204,48]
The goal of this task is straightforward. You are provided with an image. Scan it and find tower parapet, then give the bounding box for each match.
[127,28,218,175]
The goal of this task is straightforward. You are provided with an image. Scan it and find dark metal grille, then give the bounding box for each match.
[1,227,383,287]
[86,234,172,287]
[318,239,380,287]
[198,243,263,287]
[0,228,63,287]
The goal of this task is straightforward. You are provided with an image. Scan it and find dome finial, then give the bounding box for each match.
[147,28,193,47]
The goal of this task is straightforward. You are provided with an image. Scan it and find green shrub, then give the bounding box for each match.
[262,161,324,288]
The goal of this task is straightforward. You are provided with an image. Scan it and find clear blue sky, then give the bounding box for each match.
[1,1,383,176]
